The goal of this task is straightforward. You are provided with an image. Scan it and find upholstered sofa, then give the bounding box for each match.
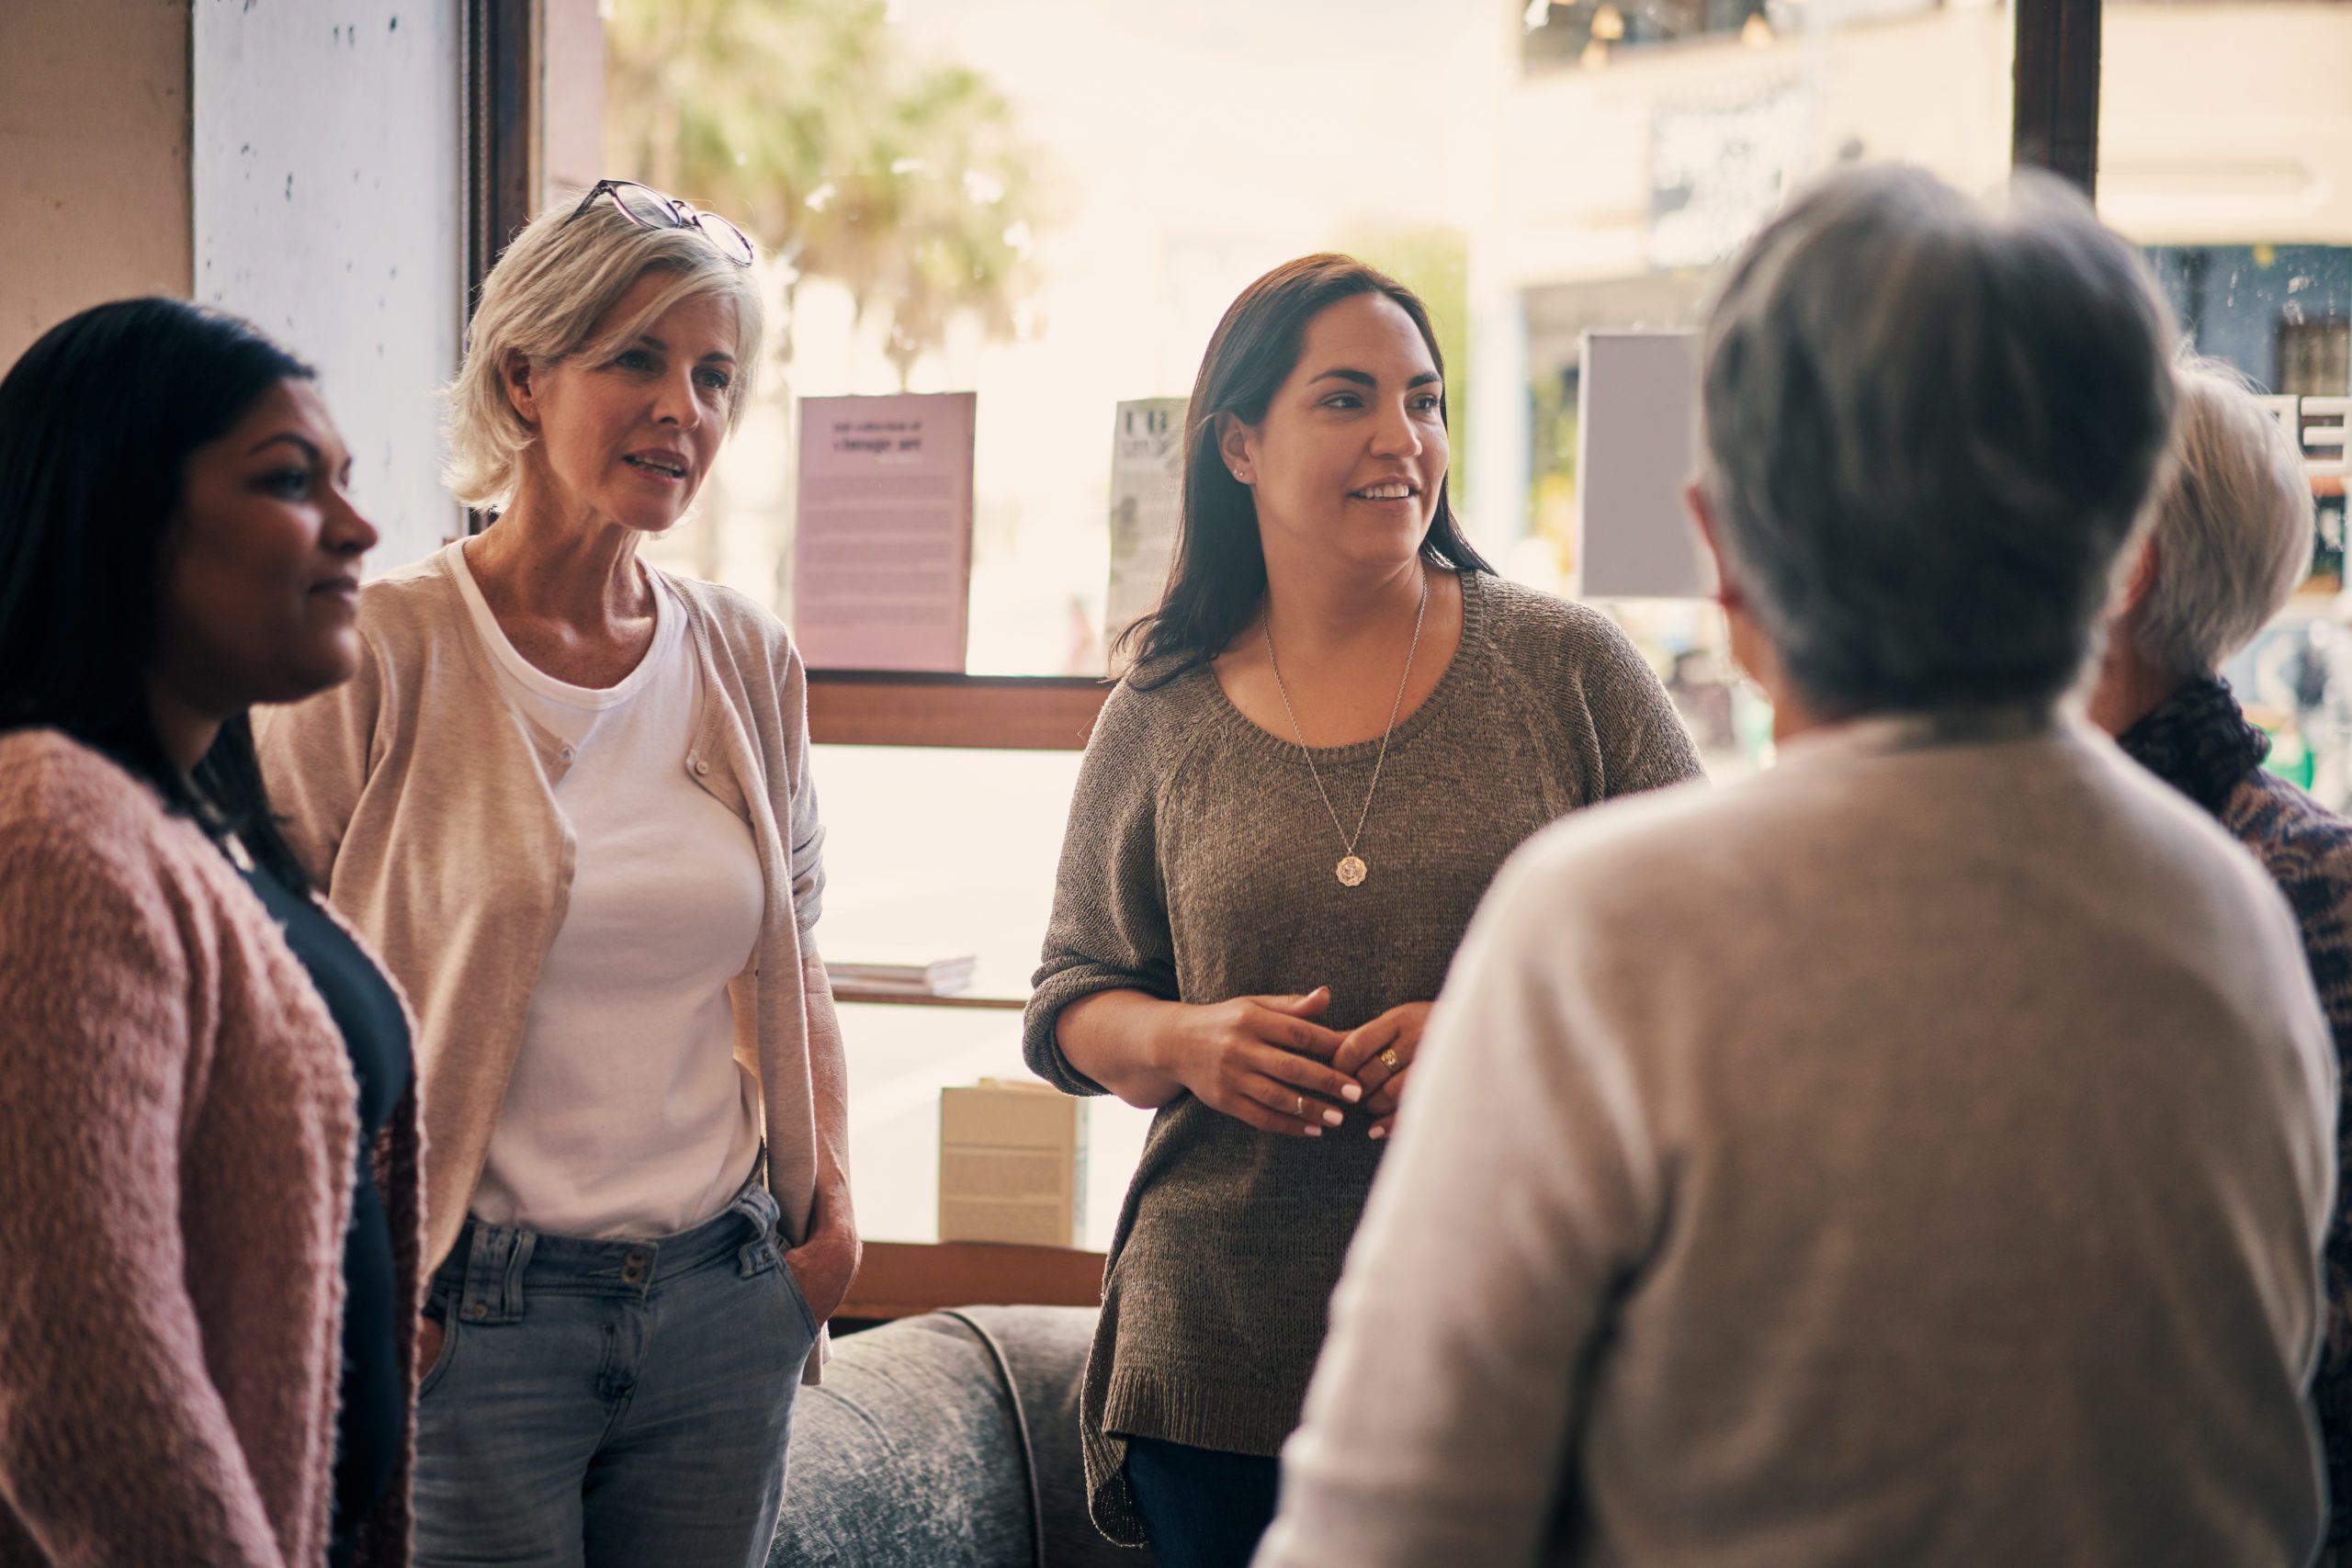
[769,1305,1156,1567]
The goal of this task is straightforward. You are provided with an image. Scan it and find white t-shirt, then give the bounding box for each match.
[447,541,765,1240]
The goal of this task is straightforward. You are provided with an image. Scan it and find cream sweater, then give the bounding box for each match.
[254,550,831,1375]
[0,730,424,1568]
[1259,715,2337,1568]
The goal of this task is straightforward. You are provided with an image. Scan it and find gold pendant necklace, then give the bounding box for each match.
[1264,568,1429,888]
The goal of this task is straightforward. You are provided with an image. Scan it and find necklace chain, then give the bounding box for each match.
[1263,567,1430,866]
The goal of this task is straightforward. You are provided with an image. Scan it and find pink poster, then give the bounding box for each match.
[792,392,976,672]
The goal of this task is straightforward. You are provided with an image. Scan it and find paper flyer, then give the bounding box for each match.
[1105,397,1188,672]
[792,391,977,672]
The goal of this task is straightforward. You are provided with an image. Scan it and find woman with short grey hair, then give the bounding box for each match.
[258,181,855,1567]
[1256,166,2337,1568]
[2088,355,2352,1557]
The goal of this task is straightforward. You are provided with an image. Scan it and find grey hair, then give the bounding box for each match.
[1698,165,2177,716]
[2126,355,2312,676]
[444,191,764,511]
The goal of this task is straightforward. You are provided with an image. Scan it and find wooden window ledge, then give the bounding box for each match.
[840,1238,1107,1322]
[808,671,1110,750]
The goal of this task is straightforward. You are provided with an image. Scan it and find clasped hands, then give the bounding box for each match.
[1159,987,1430,1141]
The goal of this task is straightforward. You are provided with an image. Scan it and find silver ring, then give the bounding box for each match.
[1295,1094,1306,1116]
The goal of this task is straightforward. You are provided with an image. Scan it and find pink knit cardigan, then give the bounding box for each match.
[0,730,424,1567]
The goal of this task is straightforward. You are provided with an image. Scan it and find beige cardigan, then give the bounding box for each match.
[254,549,831,1373]
[0,730,424,1568]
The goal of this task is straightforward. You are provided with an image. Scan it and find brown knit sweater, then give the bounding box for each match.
[1023,571,1702,1544]
[0,730,424,1567]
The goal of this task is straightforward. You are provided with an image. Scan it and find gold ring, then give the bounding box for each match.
[1379,1047,1403,1073]
[1295,1094,1306,1116]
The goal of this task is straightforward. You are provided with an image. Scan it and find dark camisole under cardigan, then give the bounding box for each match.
[240,860,413,1568]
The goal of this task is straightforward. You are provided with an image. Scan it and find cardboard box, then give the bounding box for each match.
[939,1078,1086,1247]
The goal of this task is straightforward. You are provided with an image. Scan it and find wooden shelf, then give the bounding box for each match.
[808,670,1109,750]
[831,986,1027,1011]
[842,1239,1106,1322]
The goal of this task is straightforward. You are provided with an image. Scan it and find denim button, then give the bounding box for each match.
[469,1301,489,1319]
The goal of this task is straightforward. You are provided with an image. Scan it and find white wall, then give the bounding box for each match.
[192,0,465,571]
[0,0,192,369]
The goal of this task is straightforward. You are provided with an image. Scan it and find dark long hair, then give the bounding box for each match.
[0,298,319,891]
[1117,254,1492,684]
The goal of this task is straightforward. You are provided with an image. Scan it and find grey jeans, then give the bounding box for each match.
[413,1169,817,1568]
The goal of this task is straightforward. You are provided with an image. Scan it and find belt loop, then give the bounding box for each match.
[501,1230,537,1318]
[458,1222,534,1325]
[733,1163,781,1277]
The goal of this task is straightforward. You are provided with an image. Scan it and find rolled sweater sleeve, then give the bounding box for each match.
[0,822,288,1568]
[1023,682,1179,1098]
[1254,837,1660,1568]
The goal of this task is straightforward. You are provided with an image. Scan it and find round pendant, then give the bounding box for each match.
[1336,854,1368,887]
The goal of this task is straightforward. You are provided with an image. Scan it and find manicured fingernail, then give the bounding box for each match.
[1322,1108,1343,1126]
[1369,1125,1389,1141]
[1340,1083,1363,1103]
[1304,1123,1323,1137]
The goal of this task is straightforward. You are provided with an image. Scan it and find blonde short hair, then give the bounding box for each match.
[2128,355,2314,676]
[444,192,764,511]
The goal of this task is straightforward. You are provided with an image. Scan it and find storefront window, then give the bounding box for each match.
[2099,0,2352,803]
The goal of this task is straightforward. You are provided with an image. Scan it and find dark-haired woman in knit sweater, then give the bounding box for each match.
[1023,254,1701,1568]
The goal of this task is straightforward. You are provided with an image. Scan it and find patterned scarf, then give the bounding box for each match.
[2115,675,2272,820]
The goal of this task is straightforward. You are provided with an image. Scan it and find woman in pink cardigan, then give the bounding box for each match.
[0,299,424,1568]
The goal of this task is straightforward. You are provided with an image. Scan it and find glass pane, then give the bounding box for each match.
[813,743,1152,1247]
[2098,0,2352,804]
[603,0,1998,743]
[1510,0,2008,776]
[590,3,2010,1237]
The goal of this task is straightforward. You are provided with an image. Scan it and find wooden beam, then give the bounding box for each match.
[841,1240,1107,1322]
[808,671,1110,750]
[2012,0,2102,196]
[462,0,534,315]
[831,986,1026,1011]
[460,0,535,537]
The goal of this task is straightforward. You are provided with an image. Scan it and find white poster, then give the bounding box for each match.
[792,392,977,672]
[1577,330,1713,600]
[1106,397,1188,673]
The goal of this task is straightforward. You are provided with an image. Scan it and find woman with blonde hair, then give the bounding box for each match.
[258,180,854,1567]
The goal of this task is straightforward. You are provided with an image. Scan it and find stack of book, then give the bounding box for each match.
[940,1078,1086,1248]
[825,955,979,998]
